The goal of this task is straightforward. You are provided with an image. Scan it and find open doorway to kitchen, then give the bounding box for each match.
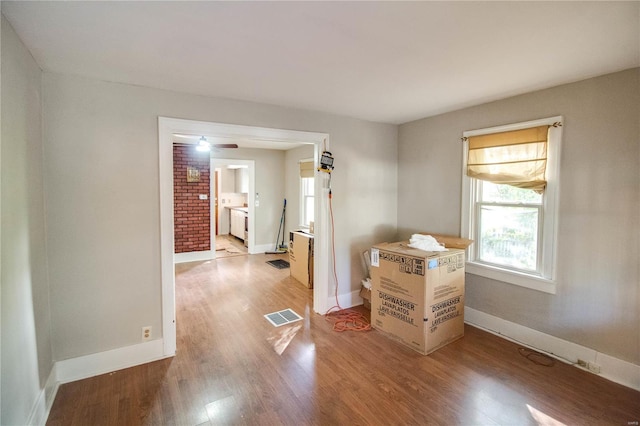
[212,159,254,259]
[159,117,330,357]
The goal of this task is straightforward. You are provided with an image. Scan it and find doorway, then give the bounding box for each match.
[211,158,254,258]
[210,168,249,259]
[159,117,330,357]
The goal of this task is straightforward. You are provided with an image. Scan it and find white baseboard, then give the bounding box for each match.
[32,339,170,425]
[253,243,282,254]
[174,250,214,263]
[174,250,214,264]
[27,365,60,426]
[325,288,362,311]
[54,339,169,384]
[464,306,640,391]
[175,244,287,258]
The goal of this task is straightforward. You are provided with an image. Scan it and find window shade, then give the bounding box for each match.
[467,125,549,192]
[299,161,314,178]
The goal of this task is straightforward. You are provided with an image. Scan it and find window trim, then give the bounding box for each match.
[461,116,563,294]
[299,158,315,229]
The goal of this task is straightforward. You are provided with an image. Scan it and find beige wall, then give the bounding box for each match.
[1,16,53,425]
[398,68,639,364]
[42,72,398,361]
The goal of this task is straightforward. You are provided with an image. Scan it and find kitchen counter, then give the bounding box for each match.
[226,206,248,213]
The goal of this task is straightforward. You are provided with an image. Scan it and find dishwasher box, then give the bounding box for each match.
[370,241,465,355]
[289,231,314,288]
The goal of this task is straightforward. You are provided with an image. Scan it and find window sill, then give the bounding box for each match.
[465,261,556,294]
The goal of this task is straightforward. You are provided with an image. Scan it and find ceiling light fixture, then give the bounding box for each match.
[196,136,210,152]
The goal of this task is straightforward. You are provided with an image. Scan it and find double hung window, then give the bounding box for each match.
[461,117,562,294]
[299,160,314,228]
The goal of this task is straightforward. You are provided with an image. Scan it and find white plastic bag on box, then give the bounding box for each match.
[407,234,448,252]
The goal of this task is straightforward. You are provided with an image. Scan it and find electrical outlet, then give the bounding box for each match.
[587,362,601,374]
[142,326,152,342]
[577,359,588,368]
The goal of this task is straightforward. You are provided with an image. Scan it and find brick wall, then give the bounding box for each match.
[173,144,210,253]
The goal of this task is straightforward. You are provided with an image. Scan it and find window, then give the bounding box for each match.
[461,116,562,294]
[299,160,314,228]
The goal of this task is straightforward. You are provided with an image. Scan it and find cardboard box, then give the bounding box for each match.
[370,241,465,355]
[359,285,372,310]
[289,231,314,288]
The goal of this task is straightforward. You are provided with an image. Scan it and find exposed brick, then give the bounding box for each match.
[173,144,210,253]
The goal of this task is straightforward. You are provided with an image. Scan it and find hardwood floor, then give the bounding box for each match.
[214,234,248,259]
[47,254,640,425]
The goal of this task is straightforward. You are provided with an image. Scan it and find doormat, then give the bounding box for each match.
[266,259,290,269]
[264,309,303,327]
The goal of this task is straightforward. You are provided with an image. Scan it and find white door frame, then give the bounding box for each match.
[159,117,330,356]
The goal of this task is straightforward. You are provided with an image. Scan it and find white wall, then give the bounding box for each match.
[42,72,398,361]
[1,15,53,425]
[397,68,639,365]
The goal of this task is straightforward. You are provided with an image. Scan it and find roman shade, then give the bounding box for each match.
[467,125,549,192]
[299,160,314,178]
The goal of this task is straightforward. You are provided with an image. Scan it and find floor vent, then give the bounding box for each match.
[264,309,303,327]
[266,259,290,269]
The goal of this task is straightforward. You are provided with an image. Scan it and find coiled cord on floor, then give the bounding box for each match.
[324,187,371,332]
[325,308,371,332]
[518,347,555,367]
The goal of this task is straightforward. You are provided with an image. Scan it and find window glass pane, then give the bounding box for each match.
[302,178,314,196]
[481,181,542,204]
[301,177,314,226]
[478,205,538,271]
[304,196,314,225]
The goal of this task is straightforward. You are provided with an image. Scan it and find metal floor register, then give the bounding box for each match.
[264,309,303,327]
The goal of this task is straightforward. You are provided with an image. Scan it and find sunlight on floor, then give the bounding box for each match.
[205,395,242,424]
[527,404,567,426]
[267,324,302,355]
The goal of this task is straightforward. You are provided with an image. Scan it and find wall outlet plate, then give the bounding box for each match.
[587,362,601,374]
[142,326,152,342]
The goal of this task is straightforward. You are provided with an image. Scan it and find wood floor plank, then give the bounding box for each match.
[47,253,640,425]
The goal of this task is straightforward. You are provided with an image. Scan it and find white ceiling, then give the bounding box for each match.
[3,1,639,125]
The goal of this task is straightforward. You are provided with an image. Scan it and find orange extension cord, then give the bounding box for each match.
[324,189,371,332]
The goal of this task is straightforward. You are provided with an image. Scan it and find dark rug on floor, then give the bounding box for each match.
[266,259,290,269]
